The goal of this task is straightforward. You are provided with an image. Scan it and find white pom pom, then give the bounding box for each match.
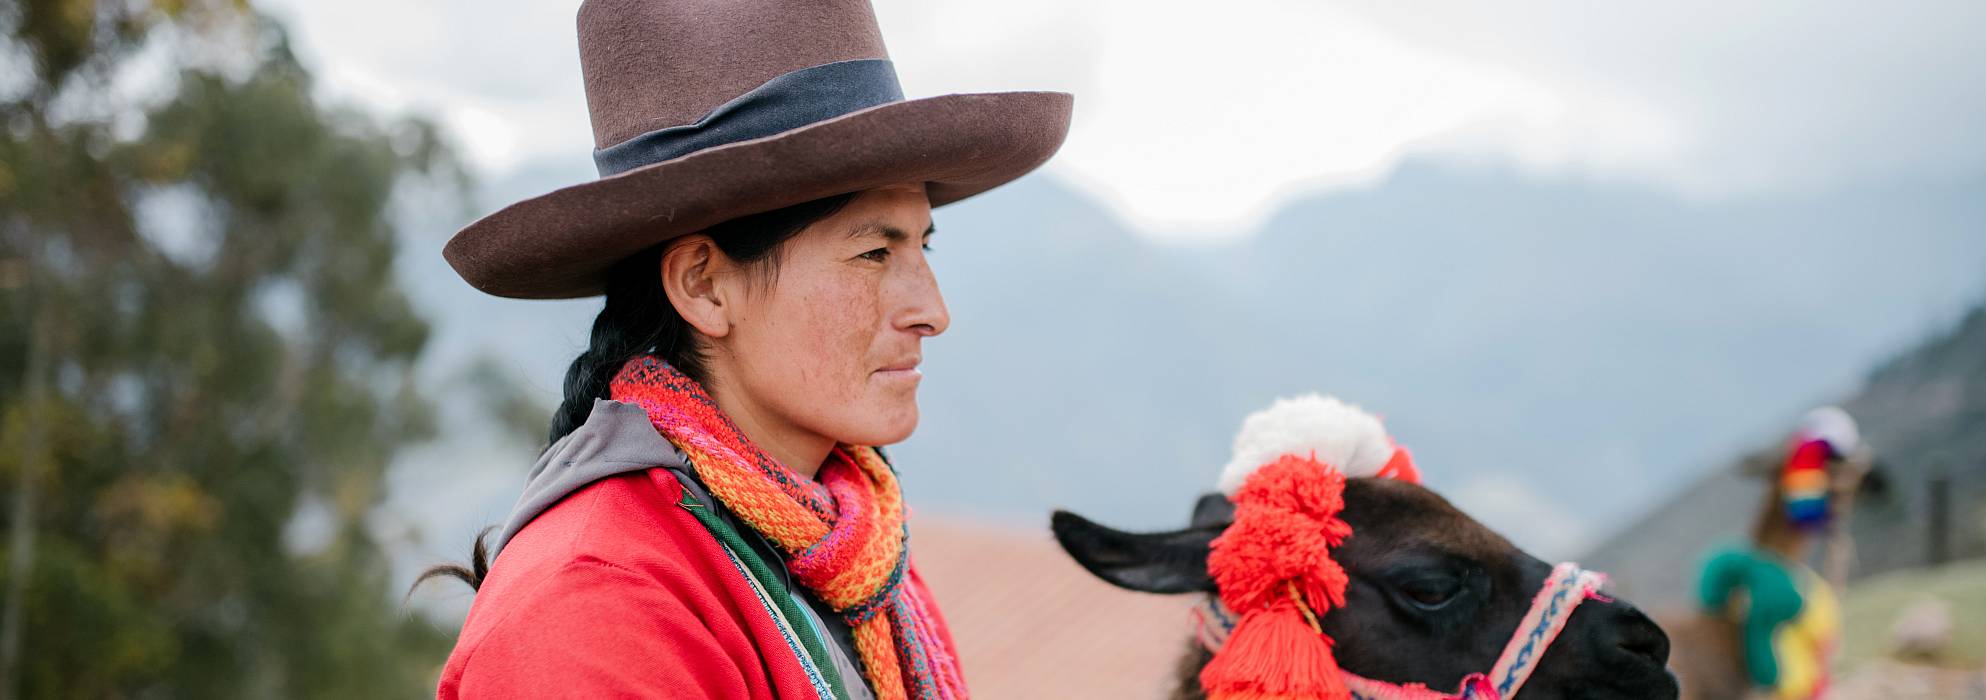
[1216,394,1398,494]
[1798,405,1860,456]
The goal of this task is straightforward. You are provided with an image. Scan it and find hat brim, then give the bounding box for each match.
[443,90,1074,299]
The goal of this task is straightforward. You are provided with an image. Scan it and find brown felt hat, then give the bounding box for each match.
[443,0,1075,299]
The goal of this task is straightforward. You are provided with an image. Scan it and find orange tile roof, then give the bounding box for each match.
[911,516,1195,699]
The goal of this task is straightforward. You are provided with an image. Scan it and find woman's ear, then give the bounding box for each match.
[660,236,731,339]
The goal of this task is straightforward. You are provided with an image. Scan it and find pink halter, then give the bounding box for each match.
[1193,563,1609,700]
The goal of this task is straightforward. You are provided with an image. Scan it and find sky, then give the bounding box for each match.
[255,0,1986,242]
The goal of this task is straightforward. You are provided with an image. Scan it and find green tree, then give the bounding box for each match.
[1,1,464,695]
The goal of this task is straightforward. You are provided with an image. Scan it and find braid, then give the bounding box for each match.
[546,246,682,444]
[414,191,857,594]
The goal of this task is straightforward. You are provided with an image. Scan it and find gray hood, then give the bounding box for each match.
[488,398,687,557]
[487,397,879,699]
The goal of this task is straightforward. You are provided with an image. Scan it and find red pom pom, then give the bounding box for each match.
[1208,455,1353,613]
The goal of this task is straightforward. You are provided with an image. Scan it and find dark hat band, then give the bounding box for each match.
[592,58,905,177]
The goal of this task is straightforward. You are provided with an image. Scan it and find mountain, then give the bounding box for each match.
[389,156,1986,614]
[894,162,1986,558]
[1583,303,1986,607]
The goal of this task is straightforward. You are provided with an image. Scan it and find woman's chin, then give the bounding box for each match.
[839,402,918,447]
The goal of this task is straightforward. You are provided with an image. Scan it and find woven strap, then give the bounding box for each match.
[1193,562,1607,699]
[1484,564,1605,696]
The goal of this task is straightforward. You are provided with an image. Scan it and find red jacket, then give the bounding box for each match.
[437,465,955,698]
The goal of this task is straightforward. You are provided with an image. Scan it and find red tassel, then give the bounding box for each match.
[1201,597,1349,700]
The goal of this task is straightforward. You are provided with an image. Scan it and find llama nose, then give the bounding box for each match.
[1612,605,1671,667]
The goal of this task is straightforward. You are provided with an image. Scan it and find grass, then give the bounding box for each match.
[1837,558,1986,672]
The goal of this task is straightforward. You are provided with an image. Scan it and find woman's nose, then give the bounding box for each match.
[897,257,949,337]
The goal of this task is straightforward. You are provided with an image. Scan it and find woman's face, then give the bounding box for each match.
[704,183,947,451]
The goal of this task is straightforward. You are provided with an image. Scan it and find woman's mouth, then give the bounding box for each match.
[875,359,922,381]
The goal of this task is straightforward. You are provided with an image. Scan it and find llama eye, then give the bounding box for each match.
[1397,577,1463,610]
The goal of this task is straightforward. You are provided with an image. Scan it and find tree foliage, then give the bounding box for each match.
[1,1,462,695]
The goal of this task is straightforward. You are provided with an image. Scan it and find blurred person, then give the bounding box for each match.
[416,0,1072,697]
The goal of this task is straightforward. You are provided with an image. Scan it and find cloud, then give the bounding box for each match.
[884,0,1986,240]
[255,0,1986,241]
[257,0,592,174]
[876,0,1644,240]
[1045,0,1645,240]
[1350,0,1986,198]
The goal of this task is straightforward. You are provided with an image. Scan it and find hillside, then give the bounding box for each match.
[1584,303,1986,606]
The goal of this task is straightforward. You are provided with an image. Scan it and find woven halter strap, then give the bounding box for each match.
[1192,563,1608,700]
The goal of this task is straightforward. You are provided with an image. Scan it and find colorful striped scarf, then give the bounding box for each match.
[608,356,966,700]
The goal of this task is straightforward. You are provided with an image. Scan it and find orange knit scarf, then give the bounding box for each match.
[608,356,966,700]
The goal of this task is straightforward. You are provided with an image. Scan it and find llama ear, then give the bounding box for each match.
[1191,492,1235,528]
[1050,510,1220,594]
[1857,459,1893,499]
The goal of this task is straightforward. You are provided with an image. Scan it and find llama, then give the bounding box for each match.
[1052,395,1678,699]
[1663,406,1881,700]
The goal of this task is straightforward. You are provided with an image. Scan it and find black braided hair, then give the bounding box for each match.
[414,192,858,593]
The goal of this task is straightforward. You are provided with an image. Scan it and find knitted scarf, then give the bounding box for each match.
[608,356,966,700]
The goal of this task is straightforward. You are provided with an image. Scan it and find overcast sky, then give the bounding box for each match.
[257,0,1985,241]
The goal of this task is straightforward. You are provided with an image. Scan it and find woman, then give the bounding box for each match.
[422,0,1072,698]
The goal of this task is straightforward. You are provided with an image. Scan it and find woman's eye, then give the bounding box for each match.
[1398,578,1463,610]
[858,248,890,262]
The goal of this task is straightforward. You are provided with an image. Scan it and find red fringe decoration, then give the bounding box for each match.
[1203,454,1356,700]
[1201,596,1349,700]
